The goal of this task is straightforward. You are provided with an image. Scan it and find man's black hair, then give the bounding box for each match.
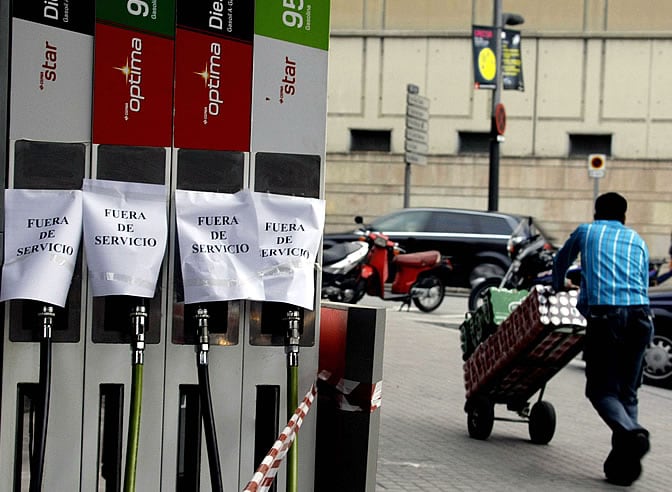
[594,192,627,223]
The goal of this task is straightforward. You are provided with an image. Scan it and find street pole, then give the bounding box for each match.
[488,0,503,212]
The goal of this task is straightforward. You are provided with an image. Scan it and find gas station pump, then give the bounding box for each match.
[79,2,174,491]
[161,1,253,489]
[242,2,331,490]
[0,1,93,490]
[1,1,332,491]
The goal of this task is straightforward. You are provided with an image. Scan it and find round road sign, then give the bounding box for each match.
[495,103,506,135]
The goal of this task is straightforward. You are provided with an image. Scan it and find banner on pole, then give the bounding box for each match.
[82,179,168,298]
[1,189,83,307]
[175,190,325,310]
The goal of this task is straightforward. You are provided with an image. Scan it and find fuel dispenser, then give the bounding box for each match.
[161,1,253,489]
[0,1,93,490]
[79,2,174,491]
[242,2,331,490]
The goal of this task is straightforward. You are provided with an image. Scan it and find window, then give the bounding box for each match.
[371,210,431,233]
[569,134,612,157]
[474,216,512,235]
[458,131,490,154]
[350,129,391,152]
[431,211,477,234]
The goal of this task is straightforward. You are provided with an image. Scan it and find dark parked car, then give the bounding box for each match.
[323,207,552,289]
[644,286,672,389]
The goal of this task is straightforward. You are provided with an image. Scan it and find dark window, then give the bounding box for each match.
[569,134,612,157]
[371,210,431,232]
[458,131,490,154]
[350,129,391,152]
[474,216,513,235]
[431,211,477,234]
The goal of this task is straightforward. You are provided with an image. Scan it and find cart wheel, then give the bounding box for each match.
[528,401,556,444]
[467,397,494,440]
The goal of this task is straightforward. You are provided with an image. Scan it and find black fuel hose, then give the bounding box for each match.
[197,363,223,492]
[29,325,52,492]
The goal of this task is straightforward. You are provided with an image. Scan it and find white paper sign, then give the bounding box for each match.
[0,189,82,307]
[253,192,325,310]
[82,179,168,298]
[175,189,262,304]
[175,190,325,310]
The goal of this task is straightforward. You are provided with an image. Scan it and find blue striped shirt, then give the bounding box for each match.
[552,220,649,307]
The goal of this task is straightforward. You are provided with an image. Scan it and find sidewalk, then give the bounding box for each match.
[374,299,672,491]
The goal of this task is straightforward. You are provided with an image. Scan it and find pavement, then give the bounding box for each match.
[361,294,672,491]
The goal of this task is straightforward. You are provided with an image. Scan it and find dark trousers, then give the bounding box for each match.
[584,305,654,433]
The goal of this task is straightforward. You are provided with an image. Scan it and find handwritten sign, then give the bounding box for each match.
[253,191,325,310]
[1,189,83,307]
[175,189,325,310]
[82,179,168,298]
[175,189,262,304]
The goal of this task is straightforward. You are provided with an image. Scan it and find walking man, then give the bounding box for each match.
[552,192,653,486]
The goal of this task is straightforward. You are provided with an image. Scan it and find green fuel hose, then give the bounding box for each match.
[29,336,52,492]
[123,363,143,492]
[286,364,299,492]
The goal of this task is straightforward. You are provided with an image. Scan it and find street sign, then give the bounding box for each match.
[405,84,429,168]
[405,128,428,144]
[405,140,428,154]
[588,154,606,178]
[405,151,427,166]
[406,116,428,132]
[407,105,429,121]
[407,93,430,110]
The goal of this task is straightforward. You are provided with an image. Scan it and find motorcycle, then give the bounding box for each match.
[321,239,370,303]
[468,218,581,312]
[361,230,453,312]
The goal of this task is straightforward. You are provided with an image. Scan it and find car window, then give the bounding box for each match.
[430,211,477,233]
[371,210,431,232]
[474,215,513,235]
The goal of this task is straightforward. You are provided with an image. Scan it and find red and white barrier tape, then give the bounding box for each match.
[318,370,383,413]
[242,383,317,492]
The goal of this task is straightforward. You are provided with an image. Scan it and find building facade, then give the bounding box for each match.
[325,0,672,256]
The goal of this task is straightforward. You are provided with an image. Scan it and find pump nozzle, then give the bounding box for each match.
[285,310,301,367]
[196,307,210,366]
[130,305,147,366]
[39,305,55,340]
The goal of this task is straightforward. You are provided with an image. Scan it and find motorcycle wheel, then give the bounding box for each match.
[468,277,501,312]
[412,275,445,312]
[341,279,367,304]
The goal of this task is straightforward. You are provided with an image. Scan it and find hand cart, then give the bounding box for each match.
[462,286,586,444]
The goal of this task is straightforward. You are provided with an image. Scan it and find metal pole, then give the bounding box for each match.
[403,162,411,208]
[488,0,503,212]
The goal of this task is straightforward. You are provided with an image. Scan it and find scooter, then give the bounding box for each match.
[321,239,370,303]
[357,230,453,312]
[468,217,581,311]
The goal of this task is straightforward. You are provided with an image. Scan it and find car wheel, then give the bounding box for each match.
[643,321,672,389]
[469,263,505,288]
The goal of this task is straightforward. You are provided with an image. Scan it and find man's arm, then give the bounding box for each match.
[552,228,581,291]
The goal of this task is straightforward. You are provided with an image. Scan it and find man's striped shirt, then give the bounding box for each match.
[552,220,649,307]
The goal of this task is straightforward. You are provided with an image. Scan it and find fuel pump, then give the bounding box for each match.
[80,2,175,490]
[0,2,93,489]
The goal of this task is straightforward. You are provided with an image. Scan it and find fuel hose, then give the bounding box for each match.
[29,305,54,492]
[196,307,224,492]
[285,310,301,492]
[123,304,147,492]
